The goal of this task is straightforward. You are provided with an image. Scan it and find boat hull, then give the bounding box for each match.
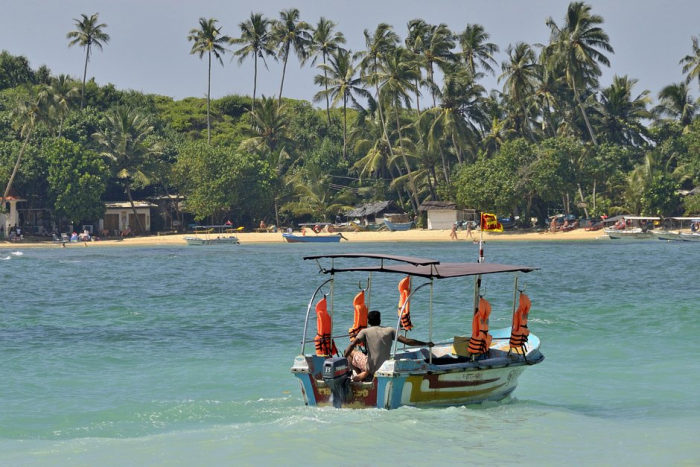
[291,328,543,409]
[680,233,700,242]
[283,233,342,243]
[185,236,239,245]
[383,219,414,231]
[604,228,654,240]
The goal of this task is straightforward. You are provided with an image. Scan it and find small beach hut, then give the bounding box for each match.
[0,189,26,238]
[101,201,157,235]
[418,201,475,230]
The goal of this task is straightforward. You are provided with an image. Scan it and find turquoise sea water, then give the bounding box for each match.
[1,240,699,466]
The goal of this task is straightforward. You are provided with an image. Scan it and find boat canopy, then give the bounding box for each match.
[620,216,661,220]
[304,253,538,279]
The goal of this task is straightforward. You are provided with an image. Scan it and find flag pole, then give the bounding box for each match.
[479,213,485,264]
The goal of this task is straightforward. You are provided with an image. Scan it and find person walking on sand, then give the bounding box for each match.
[450,223,458,240]
[466,222,473,239]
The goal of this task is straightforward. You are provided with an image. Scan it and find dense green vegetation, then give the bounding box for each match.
[1,2,700,232]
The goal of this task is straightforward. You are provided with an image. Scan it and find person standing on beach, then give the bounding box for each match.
[466,222,473,239]
[450,223,458,240]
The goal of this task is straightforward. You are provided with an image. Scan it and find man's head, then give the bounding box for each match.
[368,310,381,326]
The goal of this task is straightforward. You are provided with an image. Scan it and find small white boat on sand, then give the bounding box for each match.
[184,225,240,246]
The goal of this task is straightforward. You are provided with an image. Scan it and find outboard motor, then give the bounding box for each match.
[322,357,351,408]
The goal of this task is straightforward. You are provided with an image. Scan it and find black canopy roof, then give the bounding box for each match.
[304,253,537,279]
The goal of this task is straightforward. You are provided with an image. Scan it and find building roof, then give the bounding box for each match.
[105,201,157,209]
[418,201,457,212]
[346,201,403,217]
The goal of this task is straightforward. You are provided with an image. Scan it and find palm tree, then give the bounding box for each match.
[187,17,230,145]
[457,24,499,76]
[377,47,422,211]
[653,82,698,128]
[45,74,80,137]
[680,35,700,90]
[420,70,485,179]
[405,19,430,114]
[545,1,614,147]
[410,22,455,107]
[314,49,369,161]
[271,8,312,105]
[499,42,539,142]
[231,13,276,113]
[596,75,651,146]
[309,17,346,124]
[93,107,162,234]
[1,87,49,210]
[66,13,110,109]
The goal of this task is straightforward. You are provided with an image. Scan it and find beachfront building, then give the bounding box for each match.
[0,190,26,239]
[419,201,476,230]
[100,201,157,235]
[346,201,404,225]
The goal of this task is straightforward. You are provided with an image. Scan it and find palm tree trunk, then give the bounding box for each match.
[414,78,421,115]
[451,134,464,165]
[278,45,289,106]
[520,102,537,143]
[572,76,598,147]
[253,53,258,113]
[125,180,144,235]
[323,51,331,124]
[438,145,450,184]
[342,95,347,160]
[207,51,212,145]
[81,46,89,109]
[1,123,34,209]
[394,107,420,213]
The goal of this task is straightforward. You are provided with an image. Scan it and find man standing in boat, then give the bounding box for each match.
[344,311,433,382]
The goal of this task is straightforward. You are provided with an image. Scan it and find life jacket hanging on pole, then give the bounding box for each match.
[509,292,531,351]
[398,275,413,331]
[314,296,337,357]
[468,297,493,356]
[348,290,368,342]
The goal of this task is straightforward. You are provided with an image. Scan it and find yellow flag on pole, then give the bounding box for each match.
[480,213,503,232]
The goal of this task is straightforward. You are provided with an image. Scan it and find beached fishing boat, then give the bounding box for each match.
[382,218,414,231]
[282,233,345,243]
[603,216,659,240]
[291,252,544,409]
[184,225,240,246]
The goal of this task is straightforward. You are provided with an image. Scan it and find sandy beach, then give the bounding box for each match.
[0,228,607,248]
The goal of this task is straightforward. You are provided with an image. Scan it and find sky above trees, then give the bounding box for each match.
[2,0,698,104]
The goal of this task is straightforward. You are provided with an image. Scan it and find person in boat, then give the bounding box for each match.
[344,310,433,382]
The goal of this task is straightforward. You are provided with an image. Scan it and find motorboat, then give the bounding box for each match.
[184,225,240,246]
[283,232,346,243]
[653,217,700,242]
[291,252,544,409]
[603,216,659,240]
[679,232,700,242]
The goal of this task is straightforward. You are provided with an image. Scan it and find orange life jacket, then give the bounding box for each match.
[314,297,337,356]
[348,290,368,342]
[398,276,413,330]
[509,293,531,348]
[468,297,493,355]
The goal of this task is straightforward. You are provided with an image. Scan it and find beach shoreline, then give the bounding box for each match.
[0,228,608,248]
